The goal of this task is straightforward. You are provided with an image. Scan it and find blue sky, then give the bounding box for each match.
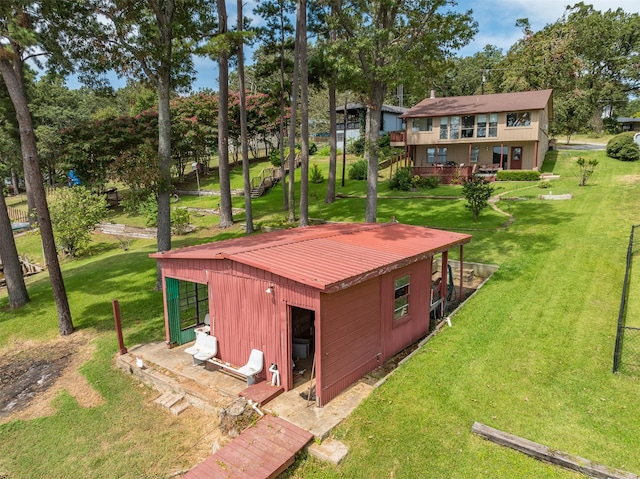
[84,0,640,92]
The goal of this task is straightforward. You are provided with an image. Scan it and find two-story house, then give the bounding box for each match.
[394,89,553,180]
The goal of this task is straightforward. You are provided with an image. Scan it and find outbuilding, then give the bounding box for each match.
[150,222,471,406]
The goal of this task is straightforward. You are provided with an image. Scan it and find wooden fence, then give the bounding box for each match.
[7,206,29,224]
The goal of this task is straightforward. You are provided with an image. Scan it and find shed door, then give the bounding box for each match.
[166,277,205,346]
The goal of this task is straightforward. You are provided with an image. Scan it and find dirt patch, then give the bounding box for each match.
[0,332,104,424]
[620,175,640,184]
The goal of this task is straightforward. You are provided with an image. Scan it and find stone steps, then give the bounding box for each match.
[154,391,189,415]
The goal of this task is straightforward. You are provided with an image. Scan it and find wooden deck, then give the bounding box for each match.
[181,415,313,479]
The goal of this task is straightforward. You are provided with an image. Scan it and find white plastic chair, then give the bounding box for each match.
[236,349,264,384]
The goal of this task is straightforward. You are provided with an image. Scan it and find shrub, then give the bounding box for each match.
[389,167,413,191]
[348,159,367,180]
[462,175,494,221]
[577,157,599,186]
[309,142,318,156]
[310,163,323,183]
[315,144,343,156]
[348,137,365,156]
[422,176,440,188]
[49,186,109,257]
[538,180,552,189]
[496,170,541,181]
[606,132,640,161]
[171,207,191,234]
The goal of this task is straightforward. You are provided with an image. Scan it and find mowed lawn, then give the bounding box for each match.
[1,149,640,478]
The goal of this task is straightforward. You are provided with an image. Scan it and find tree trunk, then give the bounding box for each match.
[364,84,386,223]
[155,70,172,290]
[0,191,29,308]
[279,2,288,211]
[0,58,73,335]
[153,0,174,291]
[325,10,337,205]
[298,0,308,227]
[10,168,20,196]
[217,0,234,228]
[287,0,302,224]
[237,0,253,234]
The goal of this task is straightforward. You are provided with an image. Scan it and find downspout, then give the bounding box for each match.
[534,140,539,169]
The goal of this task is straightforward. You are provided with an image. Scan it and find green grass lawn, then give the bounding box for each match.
[3,150,640,478]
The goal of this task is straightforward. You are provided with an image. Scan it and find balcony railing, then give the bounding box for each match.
[412,163,477,184]
[389,131,405,143]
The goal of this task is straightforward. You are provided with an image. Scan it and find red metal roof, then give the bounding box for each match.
[400,89,553,119]
[150,222,471,292]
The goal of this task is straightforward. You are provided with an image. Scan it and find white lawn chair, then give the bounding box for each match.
[186,335,218,365]
[235,349,264,384]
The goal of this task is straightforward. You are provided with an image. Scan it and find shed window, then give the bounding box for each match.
[177,280,209,330]
[394,275,411,320]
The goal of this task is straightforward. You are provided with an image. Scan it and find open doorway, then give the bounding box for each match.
[290,306,316,392]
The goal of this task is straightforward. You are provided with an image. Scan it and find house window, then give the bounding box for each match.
[450,116,460,139]
[177,280,209,330]
[412,118,433,132]
[427,147,436,164]
[470,146,480,163]
[394,275,410,320]
[489,113,498,137]
[506,111,531,127]
[477,114,487,138]
[461,115,475,138]
[437,147,448,164]
[439,117,448,139]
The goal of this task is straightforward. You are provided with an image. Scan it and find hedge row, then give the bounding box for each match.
[496,170,541,181]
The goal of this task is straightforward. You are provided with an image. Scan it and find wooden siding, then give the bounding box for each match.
[319,279,381,405]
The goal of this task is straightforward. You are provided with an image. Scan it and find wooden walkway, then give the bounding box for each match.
[181,415,313,479]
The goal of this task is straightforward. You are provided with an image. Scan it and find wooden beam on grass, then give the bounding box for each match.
[471,422,638,479]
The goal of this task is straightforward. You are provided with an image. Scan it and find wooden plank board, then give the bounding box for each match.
[239,381,284,406]
[182,415,313,479]
[472,422,638,479]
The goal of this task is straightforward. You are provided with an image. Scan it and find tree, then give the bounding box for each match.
[49,187,109,257]
[0,191,29,308]
[254,0,296,211]
[286,0,303,223]
[494,4,640,135]
[297,0,309,227]
[576,157,599,187]
[0,1,93,335]
[87,0,216,288]
[329,0,476,222]
[462,175,494,222]
[441,45,504,98]
[237,0,254,234]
